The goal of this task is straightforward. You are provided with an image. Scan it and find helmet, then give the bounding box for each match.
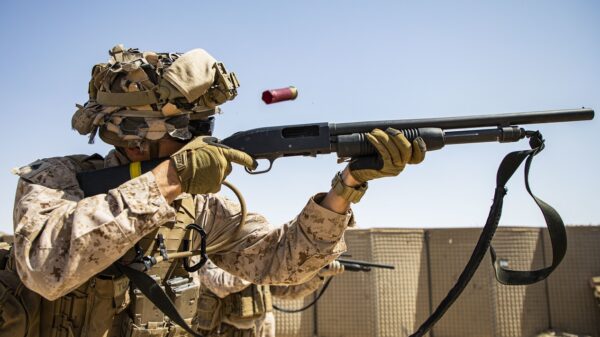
[71,44,240,148]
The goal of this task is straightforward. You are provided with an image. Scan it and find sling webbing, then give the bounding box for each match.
[96,89,159,107]
[409,132,567,337]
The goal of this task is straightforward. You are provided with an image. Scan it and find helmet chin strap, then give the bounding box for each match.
[149,142,160,159]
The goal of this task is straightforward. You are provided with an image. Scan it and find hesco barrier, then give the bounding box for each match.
[273,226,600,337]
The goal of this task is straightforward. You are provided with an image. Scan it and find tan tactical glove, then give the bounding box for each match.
[171,136,256,194]
[348,128,426,183]
[318,260,345,277]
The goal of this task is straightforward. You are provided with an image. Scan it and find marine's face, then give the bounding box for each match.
[122,137,186,162]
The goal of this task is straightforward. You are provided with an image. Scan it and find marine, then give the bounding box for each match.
[0,45,425,337]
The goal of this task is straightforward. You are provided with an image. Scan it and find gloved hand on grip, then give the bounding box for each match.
[348,128,426,183]
[318,260,345,277]
[171,136,256,194]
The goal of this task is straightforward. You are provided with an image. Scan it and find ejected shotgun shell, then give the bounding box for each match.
[262,86,298,104]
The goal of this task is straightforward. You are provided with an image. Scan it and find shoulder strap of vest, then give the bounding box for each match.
[177,196,196,225]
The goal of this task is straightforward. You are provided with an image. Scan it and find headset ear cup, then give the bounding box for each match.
[72,105,97,135]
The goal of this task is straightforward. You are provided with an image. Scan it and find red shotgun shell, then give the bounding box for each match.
[262,86,298,104]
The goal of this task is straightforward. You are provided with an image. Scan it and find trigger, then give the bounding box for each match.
[246,158,274,174]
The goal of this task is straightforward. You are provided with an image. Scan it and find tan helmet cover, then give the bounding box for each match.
[71,45,239,147]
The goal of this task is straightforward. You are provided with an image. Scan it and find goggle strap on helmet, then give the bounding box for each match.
[149,142,160,159]
[96,89,160,107]
[112,110,173,118]
[88,125,99,144]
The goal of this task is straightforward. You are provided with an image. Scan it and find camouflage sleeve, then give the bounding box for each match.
[269,275,324,300]
[200,192,352,286]
[198,259,251,298]
[12,157,176,300]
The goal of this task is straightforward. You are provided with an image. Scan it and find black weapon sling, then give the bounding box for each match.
[409,131,567,337]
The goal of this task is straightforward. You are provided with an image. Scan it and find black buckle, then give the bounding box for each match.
[526,130,545,150]
[156,233,169,261]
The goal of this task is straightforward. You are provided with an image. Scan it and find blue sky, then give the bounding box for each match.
[1,1,598,234]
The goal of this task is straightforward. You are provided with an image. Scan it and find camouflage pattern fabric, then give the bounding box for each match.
[71,45,233,148]
[12,150,351,301]
[198,260,324,336]
[198,316,274,337]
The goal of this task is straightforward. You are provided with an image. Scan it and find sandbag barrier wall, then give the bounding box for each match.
[273,226,600,337]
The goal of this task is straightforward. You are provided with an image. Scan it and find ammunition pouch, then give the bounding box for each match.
[197,324,255,337]
[120,275,199,337]
[164,277,200,337]
[0,244,41,337]
[122,318,168,337]
[195,284,272,336]
[123,275,168,337]
[194,289,222,331]
[222,285,272,320]
[39,275,130,337]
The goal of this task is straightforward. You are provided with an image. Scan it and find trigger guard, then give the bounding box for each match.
[245,159,274,174]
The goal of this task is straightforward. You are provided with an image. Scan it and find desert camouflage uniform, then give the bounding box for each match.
[9,149,352,336]
[196,260,324,337]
